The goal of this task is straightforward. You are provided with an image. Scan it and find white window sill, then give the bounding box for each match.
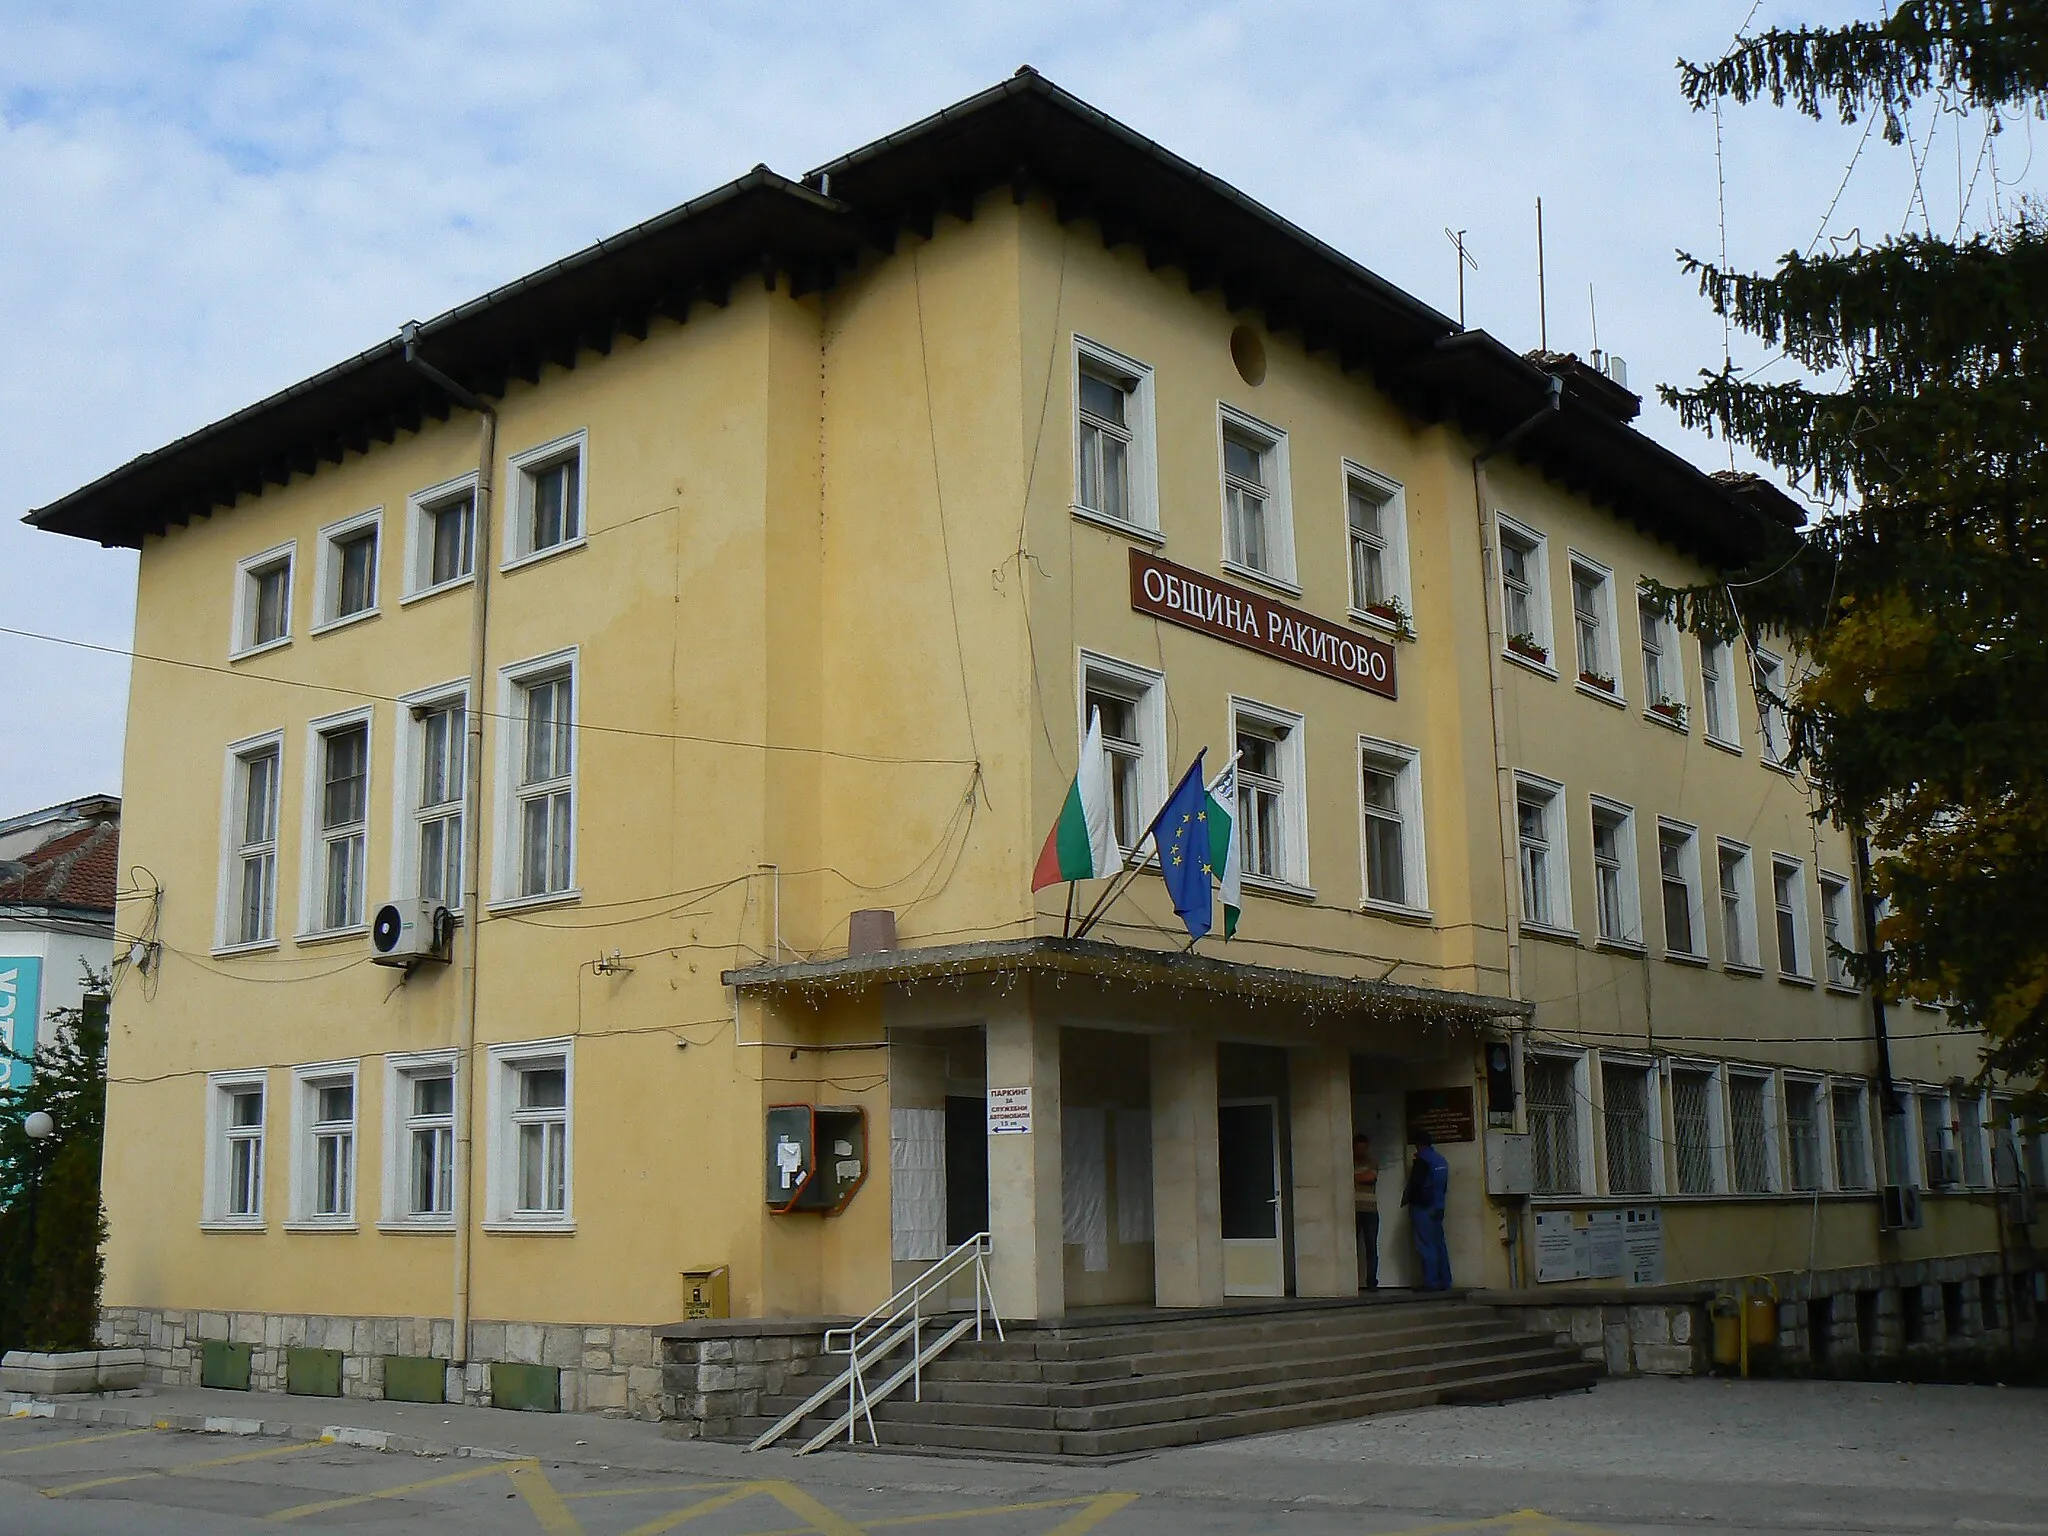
[1663,950,1710,969]
[309,608,379,638]
[1705,734,1743,758]
[1594,936,1646,956]
[1724,962,1765,979]
[487,888,583,915]
[229,637,292,663]
[1521,922,1579,947]
[501,536,588,575]
[1574,680,1625,708]
[283,1220,359,1234]
[1069,505,1163,544]
[1221,560,1302,598]
[1348,607,1414,640]
[1762,758,1797,777]
[1825,982,1862,998]
[1242,874,1316,903]
[1778,972,1817,989]
[1644,709,1689,734]
[200,1220,267,1234]
[1503,648,1557,680]
[401,574,476,607]
[376,1219,456,1235]
[1361,898,1433,925]
[481,1219,576,1236]
[210,939,279,960]
[294,924,370,948]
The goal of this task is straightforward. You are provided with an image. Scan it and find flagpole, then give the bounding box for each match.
[1070,834,1152,941]
[1062,881,1077,939]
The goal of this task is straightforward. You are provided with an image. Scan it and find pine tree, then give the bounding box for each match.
[1663,3,2048,1098]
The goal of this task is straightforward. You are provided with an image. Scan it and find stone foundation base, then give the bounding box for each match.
[653,1320,829,1438]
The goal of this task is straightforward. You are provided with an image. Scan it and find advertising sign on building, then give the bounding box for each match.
[0,956,42,1090]
[987,1086,1033,1136]
[1404,1087,1476,1144]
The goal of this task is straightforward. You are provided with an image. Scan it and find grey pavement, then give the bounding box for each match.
[0,1376,2042,1535]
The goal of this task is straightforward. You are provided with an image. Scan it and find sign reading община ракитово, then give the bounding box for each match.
[1128,550,1396,698]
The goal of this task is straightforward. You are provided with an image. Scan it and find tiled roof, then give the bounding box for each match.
[0,817,120,915]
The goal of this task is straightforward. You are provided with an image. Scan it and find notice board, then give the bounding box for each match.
[1405,1087,1476,1144]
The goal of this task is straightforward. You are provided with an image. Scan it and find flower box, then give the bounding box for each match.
[1506,634,1549,666]
[1650,699,1689,727]
[1579,671,1616,692]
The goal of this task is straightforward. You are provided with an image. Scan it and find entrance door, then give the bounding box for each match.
[1218,1098,1285,1297]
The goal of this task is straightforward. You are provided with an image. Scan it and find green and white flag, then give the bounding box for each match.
[1031,708,1123,890]
[1204,757,1242,940]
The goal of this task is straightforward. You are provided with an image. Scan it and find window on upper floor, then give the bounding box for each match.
[1570,559,1617,692]
[1589,798,1640,945]
[402,686,467,910]
[406,476,478,598]
[1700,636,1740,748]
[1754,649,1791,766]
[1073,339,1157,534]
[506,659,575,901]
[1515,775,1569,931]
[1219,408,1294,586]
[1359,738,1427,912]
[1345,465,1410,628]
[221,734,282,950]
[1233,700,1308,889]
[1602,1058,1658,1195]
[1498,518,1552,668]
[1658,821,1704,958]
[506,432,586,565]
[305,713,371,935]
[1819,872,1855,987]
[1080,654,1167,858]
[1639,592,1686,726]
[314,511,380,630]
[1772,855,1810,979]
[1527,1053,1586,1195]
[1718,840,1759,970]
[233,544,295,657]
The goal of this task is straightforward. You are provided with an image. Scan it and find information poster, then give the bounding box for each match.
[987,1086,1033,1135]
[1587,1210,1626,1278]
[1624,1206,1665,1285]
[1534,1210,1588,1282]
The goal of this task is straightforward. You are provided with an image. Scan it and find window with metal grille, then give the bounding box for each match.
[1729,1074,1774,1193]
[1832,1084,1872,1188]
[1527,1055,1582,1195]
[1785,1079,1825,1191]
[1672,1068,1717,1193]
[1603,1062,1655,1195]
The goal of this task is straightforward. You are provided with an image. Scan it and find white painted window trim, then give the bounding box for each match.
[1587,795,1642,948]
[1636,586,1688,728]
[1725,1065,1780,1194]
[1753,647,1792,769]
[1077,650,1169,859]
[1781,1071,1834,1192]
[1956,1089,1993,1188]
[297,705,376,940]
[403,471,481,602]
[287,1059,360,1230]
[203,1069,268,1229]
[1566,552,1621,700]
[1230,695,1311,896]
[491,647,580,909]
[1818,870,1857,990]
[1770,852,1813,980]
[1342,460,1412,632]
[1656,818,1706,960]
[485,1038,575,1232]
[1832,1078,1877,1190]
[381,1048,460,1230]
[214,729,286,955]
[230,540,296,659]
[390,679,470,916]
[1700,635,1743,752]
[1513,771,1572,934]
[1217,403,1298,592]
[1596,1049,1667,1198]
[310,508,384,634]
[1496,514,1555,676]
[1070,335,1160,538]
[1716,838,1761,973]
[1358,735,1429,917]
[502,429,589,570]
[1527,1047,1594,1198]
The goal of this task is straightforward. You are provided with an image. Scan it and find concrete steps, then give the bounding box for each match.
[737,1298,1598,1457]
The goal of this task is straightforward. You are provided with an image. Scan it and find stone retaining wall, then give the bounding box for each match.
[654,1320,831,1439]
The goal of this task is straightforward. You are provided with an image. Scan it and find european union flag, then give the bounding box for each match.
[1153,751,1213,942]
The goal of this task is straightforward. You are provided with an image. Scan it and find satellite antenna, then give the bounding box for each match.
[1444,228,1478,327]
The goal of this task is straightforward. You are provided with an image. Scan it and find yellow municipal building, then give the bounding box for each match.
[31,73,2042,1430]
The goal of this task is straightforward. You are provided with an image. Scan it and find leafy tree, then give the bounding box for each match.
[1662,3,2048,1100]
[0,971,110,1351]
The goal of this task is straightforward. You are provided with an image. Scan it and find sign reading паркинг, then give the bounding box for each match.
[1129,550,1397,698]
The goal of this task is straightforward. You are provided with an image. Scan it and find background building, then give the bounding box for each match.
[0,794,118,1087]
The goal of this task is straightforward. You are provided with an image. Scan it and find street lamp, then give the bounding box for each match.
[23,1112,53,1143]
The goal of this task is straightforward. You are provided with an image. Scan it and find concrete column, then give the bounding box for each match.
[1150,1027,1225,1306]
[1288,1044,1358,1297]
[984,990,1063,1321]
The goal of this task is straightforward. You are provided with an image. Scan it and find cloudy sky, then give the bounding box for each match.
[1,2,2029,812]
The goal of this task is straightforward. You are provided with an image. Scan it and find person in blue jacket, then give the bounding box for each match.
[1401,1130,1453,1290]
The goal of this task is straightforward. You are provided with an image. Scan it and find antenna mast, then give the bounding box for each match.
[1536,198,1548,352]
[1444,228,1479,327]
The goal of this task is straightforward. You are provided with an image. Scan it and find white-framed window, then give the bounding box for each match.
[1639,591,1686,726]
[312,510,381,631]
[405,473,478,598]
[1527,1051,1589,1196]
[1497,516,1553,669]
[1602,1056,1660,1196]
[1958,1091,1991,1188]
[1568,557,1618,693]
[1218,406,1295,587]
[1884,1099,1920,1188]
[495,649,578,904]
[1232,698,1308,890]
[1784,1075,1829,1191]
[1358,737,1427,913]
[218,732,283,951]
[1920,1088,1956,1187]
[1588,798,1642,946]
[1754,648,1791,766]
[1728,1069,1777,1194]
[1079,652,1167,857]
[1700,637,1741,748]
[1344,462,1411,627]
[1771,855,1811,978]
[1717,840,1759,970]
[1831,1080,1873,1190]
[1668,1062,1721,1194]
[487,1040,573,1228]
[302,709,373,935]
[1657,821,1705,958]
[290,1062,358,1225]
[1072,337,1157,534]
[205,1071,267,1226]
[1515,774,1570,931]
[395,683,468,911]
[505,430,586,566]
[384,1050,459,1227]
[231,542,295,657]
[1819,872,1855,987]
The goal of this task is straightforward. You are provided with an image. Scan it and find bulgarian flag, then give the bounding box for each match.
[1204,757,1242,939]
[1031,708,1123,890]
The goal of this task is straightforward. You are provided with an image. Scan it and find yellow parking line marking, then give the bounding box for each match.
[565,1479,748,1500]
[0,1427,156,1457]
[618,1482,767,1536]
[510,1460,586,1535]
[763,1480,867,1536]
[723,1492,1144,1536]
[262,1457,512,1521]
[42,1436,317,1497]
[1043,1492,1138,1535]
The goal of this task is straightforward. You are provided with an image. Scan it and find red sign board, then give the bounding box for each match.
[1405,1087,1476,1145]
[1128,551,1397,698]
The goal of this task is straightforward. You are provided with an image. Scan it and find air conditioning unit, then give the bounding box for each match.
[2006,1187,2037,1227]
[1927,1148,1963,1188]
[371,900,451,967]
[1881,1183,1924,1230]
